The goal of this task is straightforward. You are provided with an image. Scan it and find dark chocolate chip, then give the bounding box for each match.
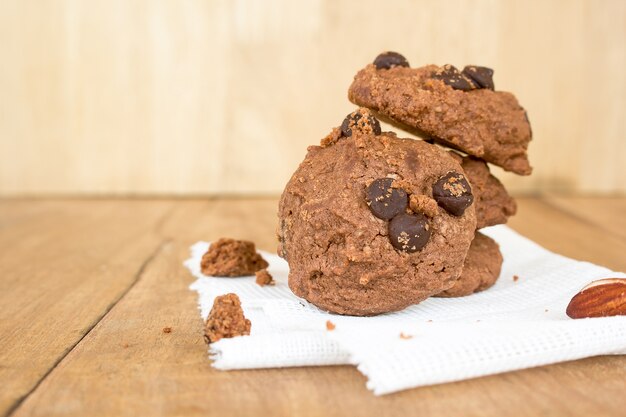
[388,213,431,253]
[341,111,382,137]
[365,178,408,220]
[432,172,474,216]
[373,51,410,70]
[433,65,475,91]
[462,65,495,90]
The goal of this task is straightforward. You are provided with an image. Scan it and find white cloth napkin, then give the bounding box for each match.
[185,225,626,395]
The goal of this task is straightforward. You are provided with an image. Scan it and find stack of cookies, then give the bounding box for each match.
[278,52,531,316]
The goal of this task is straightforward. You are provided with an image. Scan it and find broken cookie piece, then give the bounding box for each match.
[201,238,268,277]
[204,293,251,344]
[255,269,275,286]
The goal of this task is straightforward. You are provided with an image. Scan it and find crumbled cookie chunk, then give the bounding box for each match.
[204,293,251,344]
[255,269,275,286]
[201,238,268,277]
[409,194,439,218]
[326,320,336,331]
[320,127,342,148]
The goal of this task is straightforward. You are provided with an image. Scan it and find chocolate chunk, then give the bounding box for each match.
[462,66,495,90]
[388,213,431,253]
[365,178,408,220]
[433,172,474,216]
[341,110,382,137]
[373,51,410,70]
[433,65,475,91]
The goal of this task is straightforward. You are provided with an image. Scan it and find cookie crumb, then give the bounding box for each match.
[409,194,439,218]
[162,327,172,334]
[399,332,413,340]
[341,108,381,137]
[427,319,433,323]
[255,269,275,286]
[320,127,342,147]
[204,293,251,344]
[513,275,519,282]
[326,320,336,331]
[201,238,268,277]
[121,343,129,349]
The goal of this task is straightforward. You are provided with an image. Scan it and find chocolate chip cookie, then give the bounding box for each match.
[277,109,477,315]
[348,53,532,175]
[436,232,503,297]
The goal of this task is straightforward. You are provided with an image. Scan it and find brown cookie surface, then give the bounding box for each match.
[348,62,532,175]
[278,115,477,316]
[451,154,517,229]
[436,232,502,297]
[201,238,268,277]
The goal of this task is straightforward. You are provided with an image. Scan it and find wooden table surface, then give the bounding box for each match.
[1,197,625,417]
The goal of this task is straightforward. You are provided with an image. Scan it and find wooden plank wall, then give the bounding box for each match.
[0,0,624,196]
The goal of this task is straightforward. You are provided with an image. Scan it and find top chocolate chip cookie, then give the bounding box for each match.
[348,52,533,175]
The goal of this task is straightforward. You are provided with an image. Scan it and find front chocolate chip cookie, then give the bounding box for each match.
[278,111,477,316]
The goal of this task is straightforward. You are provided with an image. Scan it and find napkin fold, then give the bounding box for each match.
[185,225,626,395]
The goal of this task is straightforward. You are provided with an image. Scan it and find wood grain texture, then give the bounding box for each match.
[507,198,626,272]
[543,197,626,241]
[0,0,625,196]
[2,197,625,417]
[0,200,173,416]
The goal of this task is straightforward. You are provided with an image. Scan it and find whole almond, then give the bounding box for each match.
[566,278,626,319]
